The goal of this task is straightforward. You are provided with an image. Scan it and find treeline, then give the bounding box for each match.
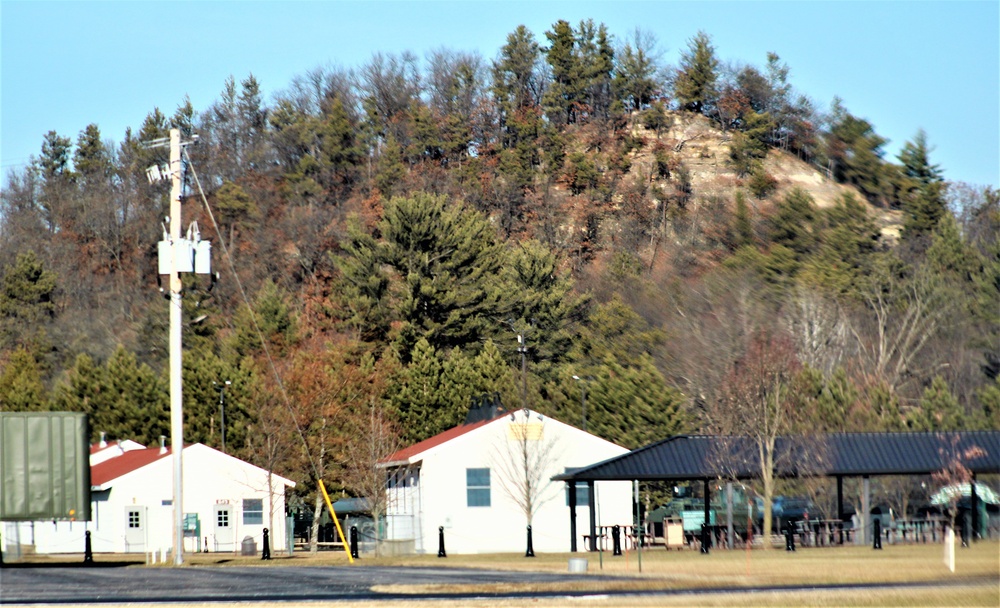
[1,21,998,501]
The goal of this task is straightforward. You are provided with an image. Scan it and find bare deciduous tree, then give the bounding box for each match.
[847,257,954,399]
[782,285,848,375]
[709,329,805,547]
[341,398,403,556]
[492,411,562,553]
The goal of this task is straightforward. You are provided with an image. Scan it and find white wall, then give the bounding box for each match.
[7,444,292,556]
[389,411,632,554]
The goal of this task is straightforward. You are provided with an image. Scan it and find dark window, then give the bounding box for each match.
[128,510,141,529]
[466,468,491,507]
[217,509,230,527]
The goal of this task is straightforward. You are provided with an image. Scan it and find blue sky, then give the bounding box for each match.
[2,1,998,187]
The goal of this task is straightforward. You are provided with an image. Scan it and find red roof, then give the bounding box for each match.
[382,415,504,464]
[91,448,171,486]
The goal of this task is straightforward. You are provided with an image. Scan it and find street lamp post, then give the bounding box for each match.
[572,375,587,432]
[517,332,528,411]
[213,380,231,454]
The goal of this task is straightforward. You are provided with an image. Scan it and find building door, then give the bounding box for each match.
[214,505,234,551]
[123,507,145,552]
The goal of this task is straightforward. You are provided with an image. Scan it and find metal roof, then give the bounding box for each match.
[553,431,1000,482]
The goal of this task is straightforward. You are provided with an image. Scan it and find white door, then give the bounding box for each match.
[124,507,145,552]
[214,505,234,551]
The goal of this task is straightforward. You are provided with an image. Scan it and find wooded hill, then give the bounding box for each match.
[1,22,997,502]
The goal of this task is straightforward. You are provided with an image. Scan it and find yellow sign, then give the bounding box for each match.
[508,422,544,441]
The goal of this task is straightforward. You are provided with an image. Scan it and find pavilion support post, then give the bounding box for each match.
[971,474,978,542]
[568,481,578,552]
[726,482,734,549]
[587,481,597,551]
[862,476,871,545]
[836,475,845,544]
[702,479,711,553]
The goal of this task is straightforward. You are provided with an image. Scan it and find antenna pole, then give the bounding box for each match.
[169,128,185,566]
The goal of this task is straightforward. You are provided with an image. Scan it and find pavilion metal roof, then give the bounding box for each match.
[553,431,1000,482]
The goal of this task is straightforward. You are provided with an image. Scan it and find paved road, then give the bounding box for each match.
[1,564,992,605]
[0,564,621,604]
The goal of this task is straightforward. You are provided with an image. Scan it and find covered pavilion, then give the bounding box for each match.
[553,431,1000,552]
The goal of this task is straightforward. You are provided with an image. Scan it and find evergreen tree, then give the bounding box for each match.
[337,193,506,357]
[908,376,964,431]
[898,130,947,240]
[0,251,57,355]
[542,19,579,125]
[52,353,106,416]
[674,31,719,115]
[825,99,888,204]
[732,190,755,249]
[729,110,774,176]
[585,353,686,448]
[613,28,660,114]
[501,240,589,377]
[0,347,49,411]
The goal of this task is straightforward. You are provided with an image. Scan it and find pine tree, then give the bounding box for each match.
[0,250,57,355]
[909,376,964,431]
[613,29,660,114]
[0,347,49,411]
[899,130,947,240]
[674,31,719,115]
[542,19,578,125]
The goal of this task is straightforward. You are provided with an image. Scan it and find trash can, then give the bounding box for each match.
[568,558,588,573]
[241,535,257,556]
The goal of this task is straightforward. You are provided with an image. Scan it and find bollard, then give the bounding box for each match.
[700,523,710,554]
[350,526,359,559]
[261,528,271,560]
[872,519,882,550]
[612,525,622,556]
[84,530,93,563]
[437,526,447,558]
[785,525,795,552]
[525,525,535,558]
[1,531,4,566]
[204,536,209,552]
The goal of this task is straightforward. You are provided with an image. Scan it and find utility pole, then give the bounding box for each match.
[149,128,206,566]
[168,128,184,566]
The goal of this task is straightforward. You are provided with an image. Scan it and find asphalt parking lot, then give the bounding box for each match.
[0,564,618,604]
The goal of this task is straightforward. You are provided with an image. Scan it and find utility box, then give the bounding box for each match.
[0,412,91,521]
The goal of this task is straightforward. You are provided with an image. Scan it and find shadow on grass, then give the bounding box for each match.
[1,560,141,568]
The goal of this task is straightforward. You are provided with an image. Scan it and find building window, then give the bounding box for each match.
[466,468,491,507]
[217,510,230,527]
[128,510,141,529]
[243,499,263,525]
[565,482,590,507]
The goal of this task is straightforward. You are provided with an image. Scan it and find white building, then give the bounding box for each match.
[4,441,294,556]
[382,408,632,554]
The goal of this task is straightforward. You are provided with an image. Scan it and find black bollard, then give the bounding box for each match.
[785,525,795,552]
[700,523,710,554]
[612,525,622,556]
[525,525,535,557]
[872,519,882,550]
[350,526,359,559]
[204,536,209,552]
[84,530,93,563]
[261,528,271,560]
[437,526,447,558]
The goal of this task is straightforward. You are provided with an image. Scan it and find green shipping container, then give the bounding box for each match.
[0,412,91,521]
